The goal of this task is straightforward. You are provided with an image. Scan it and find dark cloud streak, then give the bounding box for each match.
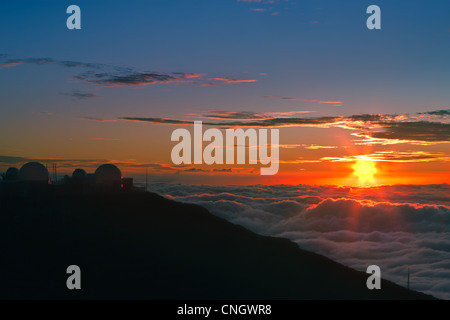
[419,109,450,116]
[0,55,256,88]
[63,90,97,100]
[118,112,450,144]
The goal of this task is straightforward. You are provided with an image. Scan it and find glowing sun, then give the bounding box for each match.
[353,160,377,181]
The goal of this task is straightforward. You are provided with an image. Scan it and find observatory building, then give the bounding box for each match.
[64,164,132,192]
[95,164,122,189]
[72,168,87,179]
[18,162,50,184]
[4,167,19,181]
[1,162,134,193]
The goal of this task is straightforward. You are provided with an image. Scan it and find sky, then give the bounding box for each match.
[1,0,449,185]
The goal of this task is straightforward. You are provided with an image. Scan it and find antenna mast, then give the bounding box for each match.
[407,268,410,290]
[145,168,148,191]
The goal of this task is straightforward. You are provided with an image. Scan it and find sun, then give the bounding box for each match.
[353,160,377,183]
[354,161,376,176]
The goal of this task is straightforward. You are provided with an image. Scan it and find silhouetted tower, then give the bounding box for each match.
[46,163,56,183]
[407,268,410,290]
[52,163,57,183]
[145,168,148,191]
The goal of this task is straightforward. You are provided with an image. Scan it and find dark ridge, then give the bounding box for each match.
[0,190,435,300]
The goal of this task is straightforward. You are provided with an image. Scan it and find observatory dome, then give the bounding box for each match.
[72,168,87,179]
[95,164,122,184]
[4,167,19,181]
[19,162,49,183]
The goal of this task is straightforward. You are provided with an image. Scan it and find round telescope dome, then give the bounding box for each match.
[72,168,87,179]
[95,164,122,184]
[19,162,49,183]
[5,167,19,181]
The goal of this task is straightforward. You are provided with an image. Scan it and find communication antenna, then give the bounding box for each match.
[51,163,55,183]
[145,168,148,191]
[407,268,410,290]
[46,163,51,182]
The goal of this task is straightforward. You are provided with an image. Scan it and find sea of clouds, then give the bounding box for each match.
[146,183,450,299]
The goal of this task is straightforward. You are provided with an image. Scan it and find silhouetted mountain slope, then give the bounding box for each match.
[0,190,434,299]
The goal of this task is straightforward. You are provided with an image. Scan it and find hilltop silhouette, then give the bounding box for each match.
[0,187,434,300]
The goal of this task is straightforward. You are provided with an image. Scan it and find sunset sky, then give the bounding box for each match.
[1,0,449,185]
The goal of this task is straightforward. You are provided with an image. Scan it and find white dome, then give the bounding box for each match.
[19,162,49,183]
[95,164,121,184]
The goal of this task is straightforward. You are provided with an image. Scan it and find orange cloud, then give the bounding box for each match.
[263,95,342,106]
[213,77,257,84]
[0,61,24,68]
[321,151,450,163]
[90,137,121,141]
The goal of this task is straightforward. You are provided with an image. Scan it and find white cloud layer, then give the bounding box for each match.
[146,183,450,299]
